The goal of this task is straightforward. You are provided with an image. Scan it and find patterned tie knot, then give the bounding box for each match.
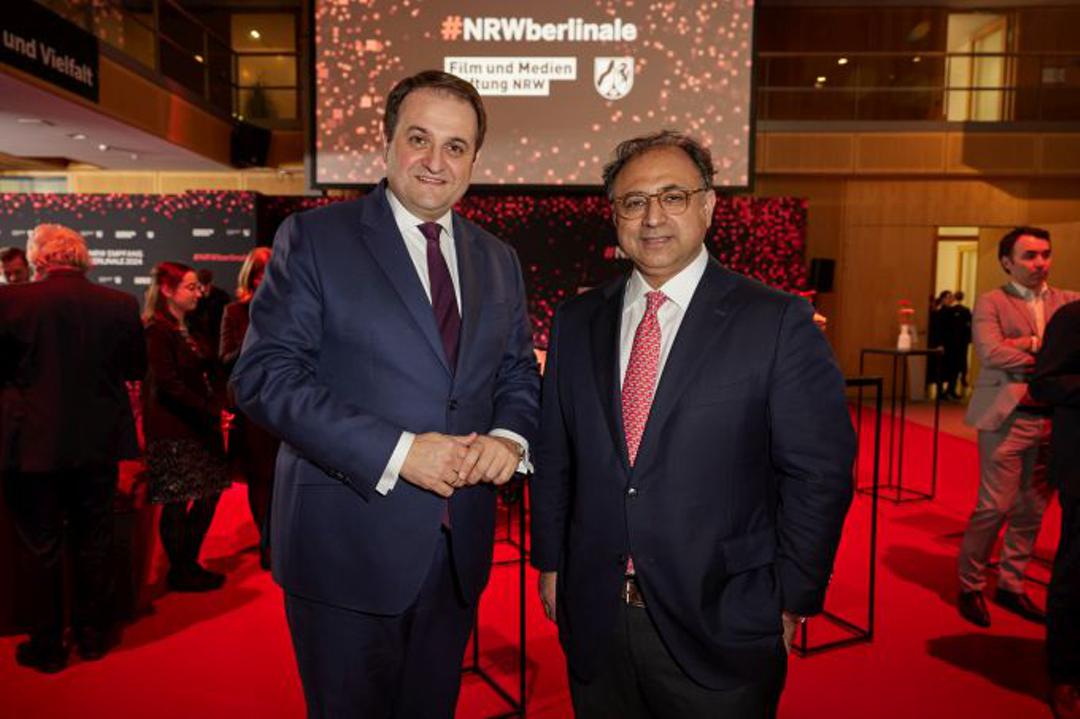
[418,222,442,245]
[645,290,668,316]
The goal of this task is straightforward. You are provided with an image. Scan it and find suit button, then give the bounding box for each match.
[448,399,458,411]
[627,487,638,497]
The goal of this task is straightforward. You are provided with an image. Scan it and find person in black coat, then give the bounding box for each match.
[1031,300,1080,716]
[0,224,146,672]
[219,247,278,569]
[142,262,230,593]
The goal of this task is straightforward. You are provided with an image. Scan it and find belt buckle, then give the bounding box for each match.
[623,576,645,608]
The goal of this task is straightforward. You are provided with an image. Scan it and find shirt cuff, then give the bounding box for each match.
[489,428,533,474]
[375,431,416,495]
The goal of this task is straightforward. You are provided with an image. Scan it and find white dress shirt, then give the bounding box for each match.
[375,189,529,495]
[619,245,709,391]
[1010,280,1048,350]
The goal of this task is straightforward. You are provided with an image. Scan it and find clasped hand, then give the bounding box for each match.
[400,432,521,498]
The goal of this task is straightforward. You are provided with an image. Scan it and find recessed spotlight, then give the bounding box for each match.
[98,143,109,151]
[68,133,87,140]
[912,56,922,63]
[816,76,827,83]
[837,57,849,66]
[194,54,204,63]
[17,117,49,125]
[130,153,139,160]
[249,29,261,40]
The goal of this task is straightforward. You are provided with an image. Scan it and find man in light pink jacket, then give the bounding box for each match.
[958,226,1080,628]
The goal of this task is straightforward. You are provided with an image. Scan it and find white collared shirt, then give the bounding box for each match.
[376,188,529,495]
[1010,280,1049,339]
[619,245,709,390]
[386,189,462,310]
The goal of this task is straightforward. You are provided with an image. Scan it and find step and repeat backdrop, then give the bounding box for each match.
[1,191,805,348]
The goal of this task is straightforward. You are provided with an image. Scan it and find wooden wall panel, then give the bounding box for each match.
[757,133,854,174]
[854,134,946,174]
[156,174,242,194]
[947,133,1039,174]
[835,225,936,376]
[68,172,157,194]
[1039,136,1080,175]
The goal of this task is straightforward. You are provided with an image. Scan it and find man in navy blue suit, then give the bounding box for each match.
[231,71,540,718]
[530,131,855,717]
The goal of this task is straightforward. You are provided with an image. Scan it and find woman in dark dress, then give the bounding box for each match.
[220,247,278,570]
[142,262,230,592]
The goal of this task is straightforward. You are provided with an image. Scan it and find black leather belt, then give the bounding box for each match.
[622,576,646,607]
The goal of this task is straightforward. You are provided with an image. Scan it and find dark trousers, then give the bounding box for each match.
[569,602,786,719]
[158,493,220,570]
[2,466,118,645]
[284,531,475,719]
[1049,492,1080,684]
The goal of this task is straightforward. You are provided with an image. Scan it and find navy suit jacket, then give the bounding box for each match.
[231,183,540,615]
[530,258,855,689]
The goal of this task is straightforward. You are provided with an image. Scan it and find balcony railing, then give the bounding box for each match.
[757,50,1080,123]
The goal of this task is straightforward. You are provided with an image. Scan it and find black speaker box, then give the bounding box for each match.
[230,121,271,168]
[808,258,835,293]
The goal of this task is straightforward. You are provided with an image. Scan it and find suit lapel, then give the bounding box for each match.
[591,276,631,473]
[633,261,739,473]
[452,214,482,381]
[360,183,452,375]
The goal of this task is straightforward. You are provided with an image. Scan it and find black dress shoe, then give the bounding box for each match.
[15,640,68,674]
[167,564,225,592]
[993,589,1046,624]
[958,590,991,627]
[75,628,109,661]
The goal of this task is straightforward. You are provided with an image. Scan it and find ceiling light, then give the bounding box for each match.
[194,54,204,64]
[68,133,87,140]
[98,143,109,151]
[816,76,827,83]
[913,56,922,63]
[249,29,261,40]
[129,153,139,160]
[837,57,849,66]
[17,117,48,124]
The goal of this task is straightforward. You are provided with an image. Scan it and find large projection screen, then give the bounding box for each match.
[312,1,756,189]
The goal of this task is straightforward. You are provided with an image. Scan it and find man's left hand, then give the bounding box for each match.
[456,435,521,486]
[781,611,802,654]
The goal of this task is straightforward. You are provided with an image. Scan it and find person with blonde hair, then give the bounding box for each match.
[220,246,277,569]
[141,261,230,592]
[0,223,145,671]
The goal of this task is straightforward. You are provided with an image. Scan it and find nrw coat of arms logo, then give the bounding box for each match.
[594,57,634,100]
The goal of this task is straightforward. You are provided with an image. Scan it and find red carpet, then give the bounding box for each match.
[0,404,1057,718]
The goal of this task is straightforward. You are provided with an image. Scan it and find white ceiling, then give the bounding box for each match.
[0,70,230,171]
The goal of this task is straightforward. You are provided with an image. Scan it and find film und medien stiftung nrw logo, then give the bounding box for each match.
[440,16,639,43]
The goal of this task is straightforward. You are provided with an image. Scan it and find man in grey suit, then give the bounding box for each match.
[958,226,1080,627]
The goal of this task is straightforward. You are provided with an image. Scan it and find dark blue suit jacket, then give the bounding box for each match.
[530,258,854,689]
[231,183,540,615]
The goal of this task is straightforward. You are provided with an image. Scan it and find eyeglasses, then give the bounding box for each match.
[612,187,709,220]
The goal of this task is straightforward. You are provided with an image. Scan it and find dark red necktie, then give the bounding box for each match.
[418,222,461,372]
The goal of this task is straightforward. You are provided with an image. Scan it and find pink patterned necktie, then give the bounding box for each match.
[622,290,668,466]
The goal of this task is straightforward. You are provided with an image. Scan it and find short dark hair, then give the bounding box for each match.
[1,246,26,264]
[601,130,716,200]
[196,268,214,285]
[998,226,1050,261]
[383,70,487,154]
[954,290,965,302]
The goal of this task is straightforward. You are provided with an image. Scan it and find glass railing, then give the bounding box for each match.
[32,0,299,127]
[756,51,1080,123]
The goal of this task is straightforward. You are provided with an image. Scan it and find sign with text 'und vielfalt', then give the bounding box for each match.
[1,0,99,102]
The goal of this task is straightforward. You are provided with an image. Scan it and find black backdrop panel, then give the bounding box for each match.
[0,192,258,300]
